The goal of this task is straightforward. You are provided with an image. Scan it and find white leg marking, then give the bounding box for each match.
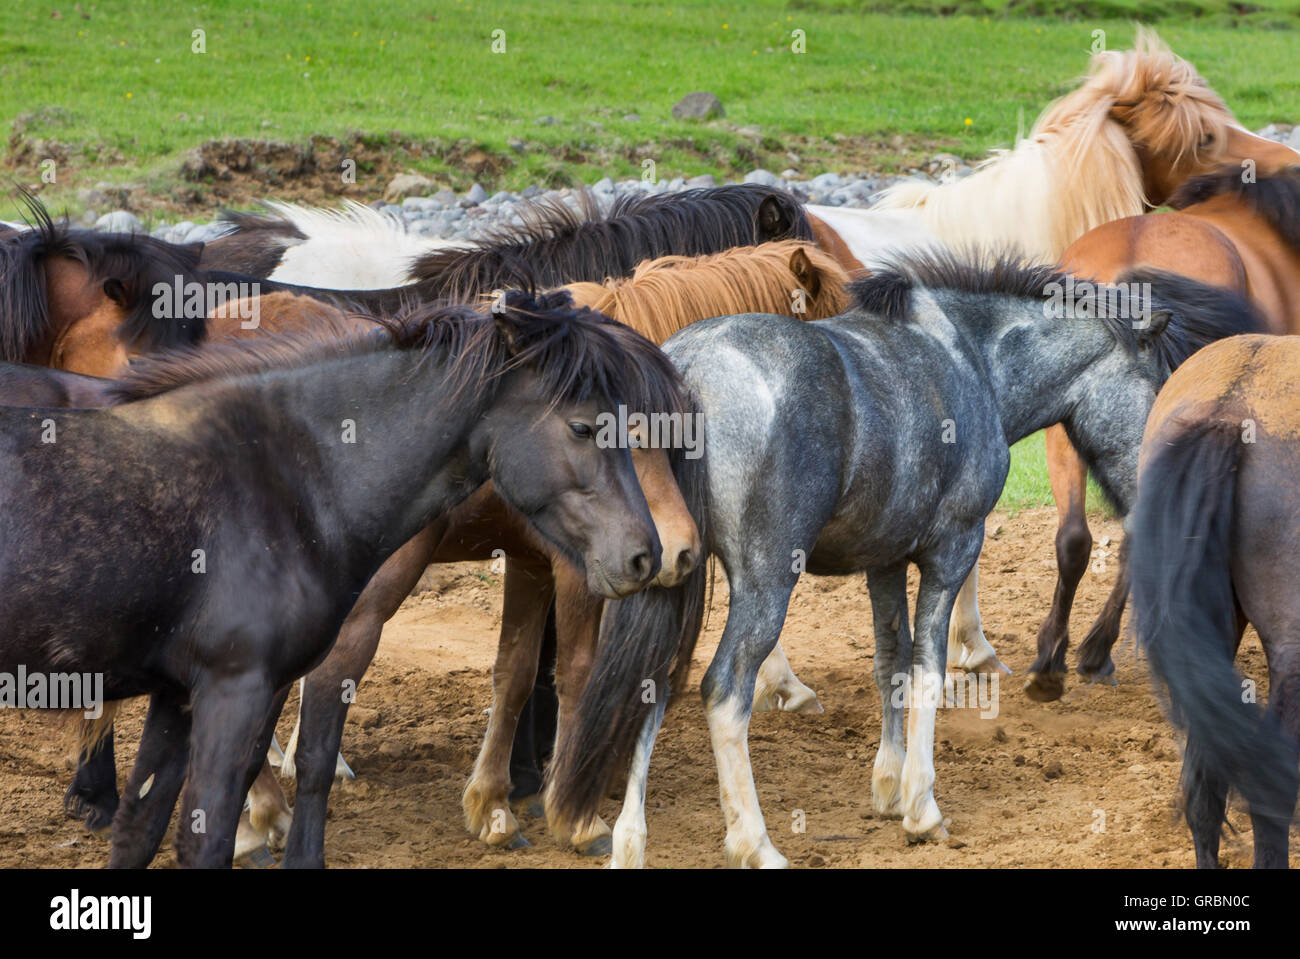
[753,642,824,713]
[706,698,788,868]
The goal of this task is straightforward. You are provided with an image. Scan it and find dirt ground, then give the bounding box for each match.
[0,506,1290,869]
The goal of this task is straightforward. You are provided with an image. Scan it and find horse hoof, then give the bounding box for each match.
[578,834,613,857]
[236,844,276,868]
[904,822,948,844]
[503,832,531,851]
[82,806,116,833]
[965,654,1012,676]
[1080,670,1118,687]
[511,794,546,820]
[1023,671,1066,702]
[784,692,825,715]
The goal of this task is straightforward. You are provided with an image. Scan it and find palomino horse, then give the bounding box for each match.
[0,198,206,374]
[1025,165,1300,700]
[546,252,1264,868]
[0,292,685,868]
[812,29,1300,685]
[1132,335,1300,868]
[200,184,816,295]
[262,241,848,857]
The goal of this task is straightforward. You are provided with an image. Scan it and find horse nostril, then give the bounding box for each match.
[675,548,696,579]
[628,550,655,583]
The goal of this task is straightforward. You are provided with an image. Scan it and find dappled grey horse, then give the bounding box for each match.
[545,250,1264,867]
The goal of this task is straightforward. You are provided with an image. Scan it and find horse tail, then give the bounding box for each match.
[1131,420,1300,830]
[545,397,710,839]
[72,699,120,758]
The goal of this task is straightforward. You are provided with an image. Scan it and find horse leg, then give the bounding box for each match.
[507,601,557,817]
[174,673,278,868]
[65,726,120,832]
[1076,538,1130,684]
[702,577,797,868]
[945,563,1010,675]
[901,531,983,842]
[107,691,191,868]
[752,641,824,714]
[282,526,441,869]
[245,759,292,851]
[1026,424,1091,702]
[1251,656,1300,869]
[868,562,911,819]
[463,554,553,848]
[282,677,354,781]
[551,557,613,854]
[610,693,668,869]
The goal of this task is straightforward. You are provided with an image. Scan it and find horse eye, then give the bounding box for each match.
[1200,132,1216,148]
[569,422,593,439]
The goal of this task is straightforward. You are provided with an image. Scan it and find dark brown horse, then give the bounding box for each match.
[1,291,685,868]
[1131,335,1300,867]
[1024,165,1300,701]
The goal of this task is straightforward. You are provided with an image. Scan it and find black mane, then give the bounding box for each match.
[111,289,688,418]
[403,184,811,300]
[1168,164,1300,253]
[851,249,1265,386]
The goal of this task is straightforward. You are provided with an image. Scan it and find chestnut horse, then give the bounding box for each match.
[1131,335,1300,867]
[1024,165,1300,701]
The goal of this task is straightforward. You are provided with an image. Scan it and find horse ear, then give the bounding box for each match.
[788,247,820,300]
[1138,308,1171,340]
[102,278,129,308]
[757,196,793,240]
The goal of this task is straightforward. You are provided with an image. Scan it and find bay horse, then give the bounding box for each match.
[265,241,848,856]
[200,184,816,298]
[0,196,206,375]
[0,291,685,868]
[1024,165,1300,701]
[546,252,1264,867]
[1131,335,1300,868]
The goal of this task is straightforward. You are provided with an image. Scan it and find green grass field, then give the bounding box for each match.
[3,0,1300,218]
[1,0,1280,511]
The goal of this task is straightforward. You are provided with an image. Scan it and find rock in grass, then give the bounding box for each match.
[743,169,782,188]
[383,172,435,203]
[672,91,725,120]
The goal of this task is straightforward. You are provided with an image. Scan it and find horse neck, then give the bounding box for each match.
[148,348,492,585]
[935,290,1120,443]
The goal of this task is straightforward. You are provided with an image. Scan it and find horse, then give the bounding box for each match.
[809,29,1300,270]
[1024,164,1300,701]
[199,184,817,300]
[258,241,848,857]
[1131,335,1300,868]
[0,290,687,868]
[0,195,206,375]
[0,362,114,408]
[544,251,1265,868]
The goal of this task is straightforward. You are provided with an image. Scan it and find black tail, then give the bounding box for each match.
[1131,420,1300,831]
[544,398,710,835]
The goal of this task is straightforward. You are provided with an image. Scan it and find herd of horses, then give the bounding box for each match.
[2,28,1299,868]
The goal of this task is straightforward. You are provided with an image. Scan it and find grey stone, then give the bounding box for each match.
[383,172,435,203]
[508,138,526,153]
[743,169,782,188]
[1288,126,1300,151]
[672,91,725,120]
[520,185,543,199]
[593,176,615,193]
[623,113,641,123]
[810,172,842,190]
[402,196,437,212]
[95,210,144,233]
[464,183,488,205]
[537,116,559,126]
[433,189,457,206]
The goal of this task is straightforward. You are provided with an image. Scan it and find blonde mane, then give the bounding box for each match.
[876,28,1236,263]
[559,241,850,343]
